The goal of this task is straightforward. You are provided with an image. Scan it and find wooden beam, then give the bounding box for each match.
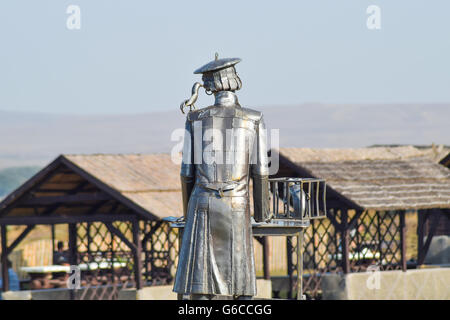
[68,223,78,266]
[141,221,163,246]
[286,237,294,299]
[59,157,159,221]
[1,226,9,292]
[326,200,353,211]
[254,236,264,246]
[22,193,111,206]
[33,189,83,193]
[341,210,351,274]
[51,224,56,263]
[417,209,440,266]
[311,221,317,270]
[327,208,342,230]
[32,182,94,218]
[6,225,35,255]
[84,200,110,216]
[417,210,425,265]
[68,223,77,300]
[376,213,383,266]
[0,213,136,225]
[399,211,407,271]
[105,222,137,253]
[35,181,90,195]
[348,210,364,230]
[262,236,270,280]
[132,219,143,290]
[0,159,66,217]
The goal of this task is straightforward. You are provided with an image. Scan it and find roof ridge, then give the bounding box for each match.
[63,152,172,156]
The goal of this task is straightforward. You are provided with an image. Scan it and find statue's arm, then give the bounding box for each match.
[251,115,271,222]
[180,118,195,219]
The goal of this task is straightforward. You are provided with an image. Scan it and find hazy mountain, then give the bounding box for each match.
[0,104,449,169]
[0,166,41,198]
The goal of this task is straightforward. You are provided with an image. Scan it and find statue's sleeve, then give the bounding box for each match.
[180,118,195,219]
[251,115,271,222]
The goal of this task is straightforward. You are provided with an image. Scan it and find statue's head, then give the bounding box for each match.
[180,54,242,114]
[194,54,242,94]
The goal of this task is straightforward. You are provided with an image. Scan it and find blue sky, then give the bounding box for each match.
[0,0,449,114]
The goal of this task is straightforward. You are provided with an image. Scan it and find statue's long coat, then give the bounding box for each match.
[173,91,269,296]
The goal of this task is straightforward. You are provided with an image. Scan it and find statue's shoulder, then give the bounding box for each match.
[187,105,263,123]
[239,106,264,123]
[187,105,214,121]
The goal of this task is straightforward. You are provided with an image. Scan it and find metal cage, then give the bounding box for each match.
[268,177,327,226]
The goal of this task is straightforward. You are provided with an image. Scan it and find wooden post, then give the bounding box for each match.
[376,213,382,265]
[87,222,92,258]
[312,221,317,270]
[341,210,350,274]
[399,211,407,271]
[110,231,115,280]
[417,209,440,266]
[262,236,270,280]
[417,210,425,266]
[297,230,304,300]
[1,226,9,292]
[286,237,294,299]
[68,223,78,300]
[132,219,143,290]
[68,223,78,266]
[177,228,184,300]
[51,224,55,264]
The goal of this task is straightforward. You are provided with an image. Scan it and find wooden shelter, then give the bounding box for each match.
[0,154,182,298]
[1,147,449,299]
[273,146,450,298]
[277,146,450,211]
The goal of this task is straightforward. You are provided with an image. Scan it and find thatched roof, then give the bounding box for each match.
[277,147,450,211]
[369,144,450,164]
[64,154,182,218]
[0,154,183,221]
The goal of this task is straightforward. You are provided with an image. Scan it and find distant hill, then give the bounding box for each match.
[0,166,41,198]
[0,104,449,169]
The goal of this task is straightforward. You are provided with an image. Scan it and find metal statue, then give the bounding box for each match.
[173,54,271,300]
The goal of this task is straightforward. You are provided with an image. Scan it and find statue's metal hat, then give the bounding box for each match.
[194,53,241,74]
